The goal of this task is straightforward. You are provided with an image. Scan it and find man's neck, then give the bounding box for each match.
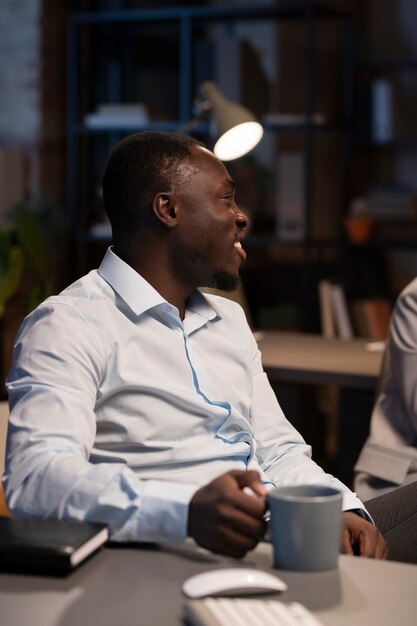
[112,245,191,320]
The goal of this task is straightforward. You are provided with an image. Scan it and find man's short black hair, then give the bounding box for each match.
[102,130,204,238]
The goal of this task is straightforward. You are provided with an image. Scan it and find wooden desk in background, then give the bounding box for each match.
[256,331,383,390]
[256,331,384,467]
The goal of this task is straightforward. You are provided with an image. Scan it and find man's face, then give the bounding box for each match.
[172,145,248,291]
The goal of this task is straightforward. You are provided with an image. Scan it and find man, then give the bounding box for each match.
[4,131,386,559]
[355,277,417,500]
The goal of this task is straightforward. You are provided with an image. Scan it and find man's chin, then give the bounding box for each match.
[208,271,240,292]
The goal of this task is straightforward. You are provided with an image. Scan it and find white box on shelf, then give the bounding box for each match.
[371,79,393,144]
[84,104,149,128]
[276,153,305,241]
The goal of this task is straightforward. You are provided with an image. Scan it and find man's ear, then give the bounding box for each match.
[152,192,178,228]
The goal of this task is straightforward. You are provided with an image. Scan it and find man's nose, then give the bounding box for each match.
[235,207,249,233]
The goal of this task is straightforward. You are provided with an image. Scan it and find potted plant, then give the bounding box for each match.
[0,203,56,394]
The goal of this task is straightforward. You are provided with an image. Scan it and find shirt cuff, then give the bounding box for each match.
[111,480,200,543]
[342,492,373,524]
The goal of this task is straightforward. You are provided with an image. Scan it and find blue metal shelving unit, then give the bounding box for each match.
[66,3,354,332]
[66,3,353,245]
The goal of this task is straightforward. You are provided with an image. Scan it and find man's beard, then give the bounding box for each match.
[181,241,244,292]
[206,270,240,292]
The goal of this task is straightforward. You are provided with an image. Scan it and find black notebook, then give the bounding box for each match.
[0,516,109,575]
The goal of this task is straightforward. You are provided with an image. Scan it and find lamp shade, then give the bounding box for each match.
[200,81,263,161]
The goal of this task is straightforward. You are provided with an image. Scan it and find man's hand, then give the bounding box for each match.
[341,512,388,559]
[188,470,267,558]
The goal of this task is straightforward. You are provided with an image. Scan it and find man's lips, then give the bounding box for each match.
[234,240,247,261]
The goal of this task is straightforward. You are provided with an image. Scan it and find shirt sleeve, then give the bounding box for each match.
[247,333,371,518]
[389,283,417,431]
[4,303,199,543]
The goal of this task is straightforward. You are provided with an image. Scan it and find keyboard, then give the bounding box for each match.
[185,597,324,626]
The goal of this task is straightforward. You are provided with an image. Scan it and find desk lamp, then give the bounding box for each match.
[181,81,264,161]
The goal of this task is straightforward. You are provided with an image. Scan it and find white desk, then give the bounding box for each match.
[257,331,383,390]
[0,541,415,626]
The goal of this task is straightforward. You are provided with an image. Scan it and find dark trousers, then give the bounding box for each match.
[365,481,417,564]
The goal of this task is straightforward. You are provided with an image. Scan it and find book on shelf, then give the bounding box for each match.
[350,298,392,341]
[350,300,369,338]
[319,280,353,340]
[318,280,336,338]
[330,283,354,340]
[0,516,109,575]
[319,280,392,342]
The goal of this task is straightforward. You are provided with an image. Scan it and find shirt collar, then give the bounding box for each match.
[97,247,221,326]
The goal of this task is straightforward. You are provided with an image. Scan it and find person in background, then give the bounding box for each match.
[3,130,404,561]
[355,277,417,500]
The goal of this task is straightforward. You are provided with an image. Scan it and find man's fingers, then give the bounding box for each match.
[358,528,388,559]
[188,471,268,557]
[210,524,261,558]
[232,470,268,496]
[356,529,375,557]
[341,512,387,559]
[374,534,388,560]
[340,527,354,555]
[229,471,267,516]
[225,505,267,539]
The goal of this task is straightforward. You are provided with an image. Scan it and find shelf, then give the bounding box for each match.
[83,227,343,248]
[84,228,417,251]
[73,121,192,134]
[74,120,344,135]
[357,136,417,149]
[263,121,343,133]
[245,234,341,248]
[347,238,417,249]
[70,4,349,26]
[360,58,417,73]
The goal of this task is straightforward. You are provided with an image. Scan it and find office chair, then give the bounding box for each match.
[0,400,10,516]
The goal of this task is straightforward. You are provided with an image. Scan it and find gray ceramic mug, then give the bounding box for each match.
[268,484,343,571]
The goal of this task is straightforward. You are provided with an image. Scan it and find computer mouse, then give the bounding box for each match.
[182,567,288,598]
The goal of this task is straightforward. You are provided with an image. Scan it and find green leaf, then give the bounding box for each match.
[14,203,49,280]
[27,279,54,312]
[0,245,24,317]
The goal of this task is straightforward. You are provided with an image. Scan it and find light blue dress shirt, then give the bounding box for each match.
[4,248,367,542]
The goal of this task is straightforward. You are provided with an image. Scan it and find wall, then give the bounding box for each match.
[0,0,41,146]
[0,1,69,380]
[0,0,67,215]
[0,0,41,225]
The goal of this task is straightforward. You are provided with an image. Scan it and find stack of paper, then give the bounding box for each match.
[84,104,149,128]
